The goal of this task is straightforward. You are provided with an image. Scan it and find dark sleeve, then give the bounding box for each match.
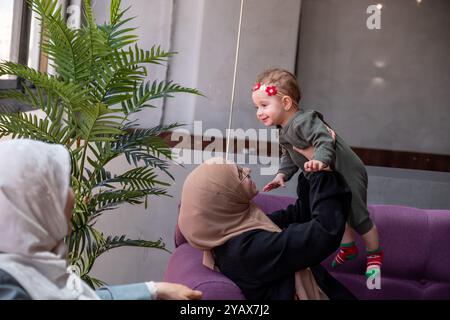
[310,265,356,300]
[244,172,351,283]
[267,173,312,229]
[0,269,31,300]
[267,201,309,229]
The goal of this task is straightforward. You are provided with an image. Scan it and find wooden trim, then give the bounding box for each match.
[161,132,450,172]
[17,0,32,66]
[0,1,32,90]
[351,147,449,172]
[39,35,49,73]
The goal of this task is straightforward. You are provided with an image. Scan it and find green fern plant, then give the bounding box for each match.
[0,0,200,287]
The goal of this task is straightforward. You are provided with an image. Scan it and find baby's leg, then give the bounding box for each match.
[361,225,383,277]
[342,223,356,243]
[361,224,380,251]
[331,223,359,268]
[341,170,383,277]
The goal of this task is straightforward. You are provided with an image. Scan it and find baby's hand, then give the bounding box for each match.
[263,173,286,192]
[304,160,330,172]
[325,125,336,142]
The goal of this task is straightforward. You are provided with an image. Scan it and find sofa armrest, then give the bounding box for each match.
[163,243,245,300]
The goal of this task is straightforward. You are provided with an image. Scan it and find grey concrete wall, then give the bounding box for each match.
[160,0,205,127]
[296,0,450,154]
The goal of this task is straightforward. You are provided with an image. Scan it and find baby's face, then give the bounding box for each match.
[252,90,285,126]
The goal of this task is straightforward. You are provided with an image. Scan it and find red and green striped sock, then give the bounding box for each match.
[365,247,383,278]
[331,242,359,268]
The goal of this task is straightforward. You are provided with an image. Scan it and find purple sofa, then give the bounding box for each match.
[163,193,450,299]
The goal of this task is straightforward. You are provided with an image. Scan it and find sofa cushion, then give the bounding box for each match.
[329,272,450,300]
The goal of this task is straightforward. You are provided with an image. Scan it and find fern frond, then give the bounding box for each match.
[120,80,203,115]
[77,103,125,141]
[0,61,90,110]
[30,0,89,82]
[93,187,168,206]
[69,225,106,279]
[0,86,71,129]
[76,233,168,289]
[81,275,106,289]
[110,125,180,177]
[95,235,168,257]
[90,45,175,106]
[95,167,169,190]
[0,111,71,144]
[99,0,138,50]
[88,187,169,221]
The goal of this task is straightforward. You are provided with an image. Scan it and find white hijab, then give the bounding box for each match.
[0,139,99,300]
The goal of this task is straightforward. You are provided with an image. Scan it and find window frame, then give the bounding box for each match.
[0,0,33,91]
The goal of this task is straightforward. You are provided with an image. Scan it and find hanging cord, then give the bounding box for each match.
[225,0,245,160]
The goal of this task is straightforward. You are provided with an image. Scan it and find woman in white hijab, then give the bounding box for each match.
[0,139,202,300]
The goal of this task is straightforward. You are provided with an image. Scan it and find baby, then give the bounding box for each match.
[253,68,383,278]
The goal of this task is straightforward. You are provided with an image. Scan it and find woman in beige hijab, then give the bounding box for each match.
[179,158,356,300]
[0,139,202,300]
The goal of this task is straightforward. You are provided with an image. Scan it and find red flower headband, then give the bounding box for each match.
[252,82,278,96]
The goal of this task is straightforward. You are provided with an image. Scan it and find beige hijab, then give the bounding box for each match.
[179,157,328,300]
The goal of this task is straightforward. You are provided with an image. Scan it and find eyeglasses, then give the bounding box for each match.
[236,165,251,181]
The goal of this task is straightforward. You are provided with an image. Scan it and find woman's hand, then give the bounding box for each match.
[263,173,286,192]
[155,282,202,300]
[325,125,336,142]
